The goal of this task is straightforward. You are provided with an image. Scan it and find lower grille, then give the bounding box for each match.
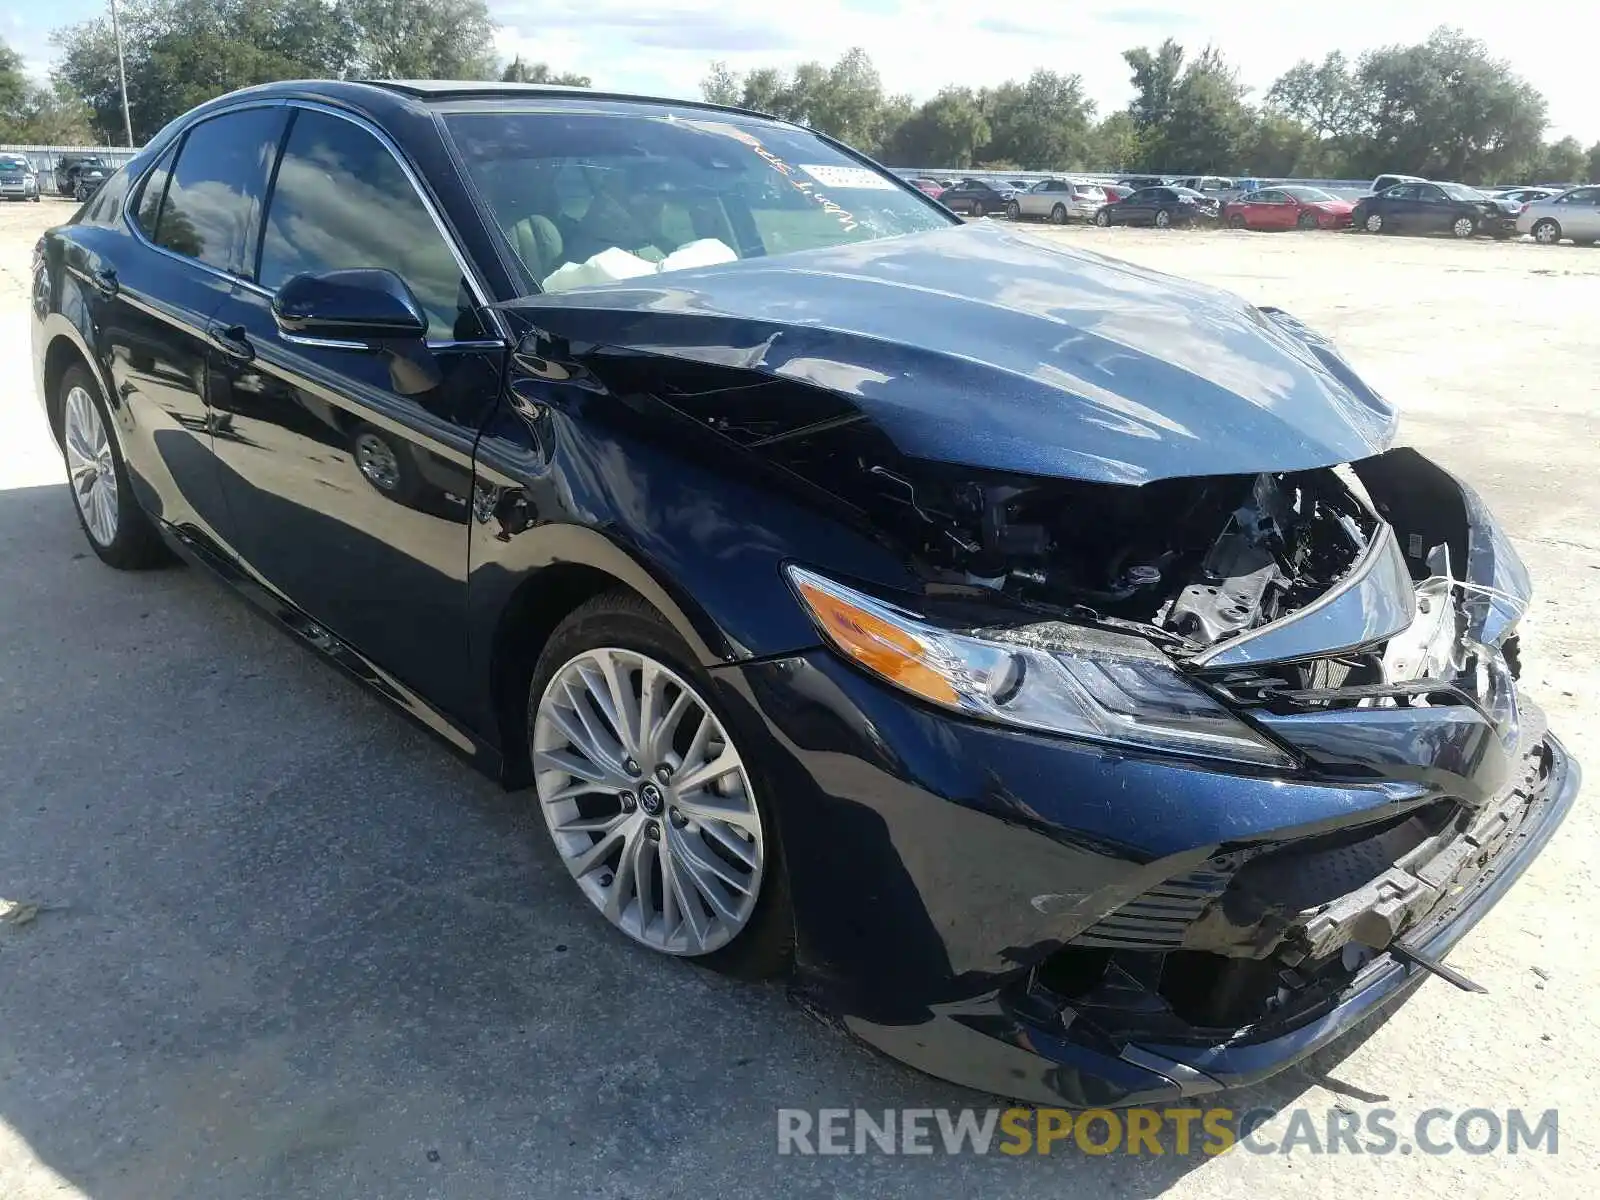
[1070,864,1235,950]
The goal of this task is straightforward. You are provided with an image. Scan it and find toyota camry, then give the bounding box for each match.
[31,80,1579,1108]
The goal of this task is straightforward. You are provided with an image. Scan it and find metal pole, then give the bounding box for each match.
[110,0,133,147]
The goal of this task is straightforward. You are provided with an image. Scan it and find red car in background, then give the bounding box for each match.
[908,177,945,199]
[1099,183,1129,202]
[1224,185,1354,231]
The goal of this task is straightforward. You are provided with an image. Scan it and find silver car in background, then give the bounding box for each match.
[1517,186,1600,245]
[1006,178,1106,223]
[0,153,40,202]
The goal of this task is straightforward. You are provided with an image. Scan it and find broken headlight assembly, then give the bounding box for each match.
[788,566,1294,767]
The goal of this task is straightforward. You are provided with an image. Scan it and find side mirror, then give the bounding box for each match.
[272,269,441,395]
[272,268,428,343]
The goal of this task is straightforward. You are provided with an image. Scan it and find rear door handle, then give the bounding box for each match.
[207,322,255,363]
[89,266,118,298]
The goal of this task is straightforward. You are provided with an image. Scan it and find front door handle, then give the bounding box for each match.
[207,322,255,363]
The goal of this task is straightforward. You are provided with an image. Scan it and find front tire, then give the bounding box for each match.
[1364,212,1385,233]
[1533,219,1562,246]
[1049,204,1068,224]
[1006,200,1021,220]
[528,591,792,978]
[970,200,986,218]
[1296,210,1319,230]
[58,365,169,569]
[1451,215,1476,239]
[1154,210,1172,229]
[1094,209,1111,227]
[1229,213,1247,229]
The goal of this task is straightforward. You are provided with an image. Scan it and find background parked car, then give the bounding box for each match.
[938,177,1017,217]
[1172,175,1239,201]
[54,154,107,197]
[1370,172,1428,194]
[1224,185,1353,231]
[1493,186,1563,206]
[1351,181,1521,239]
[1094,185,1220,228]
[1116,175,1167,191]
[907,177,945,198]
[1517,186,1600,245]
[1007,178,1105,223]
[0,153,41,202]
[1099,183,1130,202]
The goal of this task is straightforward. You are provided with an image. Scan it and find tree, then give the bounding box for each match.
[883,87,988,168]
[1265,52,1358,140]
[1086,111,1140,170]
[1348,27,1546,183]
[981,70,1094,169]
[1122,42,1251,171]
[1536,136,1586,184]
[501,57,589,87]
[0,39,29,132]
[53,0,357,143]
[340,0,496,81]
[1589,142,1600,184]
[698,49,893,153]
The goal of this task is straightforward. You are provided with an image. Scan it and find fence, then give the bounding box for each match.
[0,144,142,196]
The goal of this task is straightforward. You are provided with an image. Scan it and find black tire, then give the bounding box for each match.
[970,200,986,218]
[1363,212,1385,234]
[1094,209,1111,227]
[1049,204,1068,224]
[1229,213,1247,229]
[527,590,794,980]
[57,364,170,569]
[1296,210,1319,230]
[1450,215,1476,239]
[1154,209,1172,229]
[349,421,424,504]
[1532,219,1562,246]
[1006,200,1021,220]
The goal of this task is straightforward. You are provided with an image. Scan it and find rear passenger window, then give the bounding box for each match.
[133,144,178,240]
[153,107,285,272]
[258,108,480,340]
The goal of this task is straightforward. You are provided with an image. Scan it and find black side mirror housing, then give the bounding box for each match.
[272,269,441,395]
[273,268,429,343]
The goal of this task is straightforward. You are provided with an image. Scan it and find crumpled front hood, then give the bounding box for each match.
[505,221,1397,484]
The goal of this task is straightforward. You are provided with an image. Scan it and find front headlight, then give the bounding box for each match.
[788,566,1293,766]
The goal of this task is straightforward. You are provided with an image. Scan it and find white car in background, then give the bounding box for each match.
[1517,186,1600,245]
[1006,178,1106,223]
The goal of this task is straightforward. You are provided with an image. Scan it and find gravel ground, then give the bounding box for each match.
[2,196,1596,1198]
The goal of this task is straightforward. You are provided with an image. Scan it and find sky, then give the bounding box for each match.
[7,0,1595,143]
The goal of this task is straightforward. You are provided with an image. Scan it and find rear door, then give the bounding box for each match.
[204,104,505,717]
[1018,180,1050,217]
[1412,184,1453,233]
[101,104,287,556]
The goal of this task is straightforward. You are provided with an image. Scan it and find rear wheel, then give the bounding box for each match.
[1532,219,1562,245]
[1154,210,1172,229]
[1229,213,1247,229]
[970,200,986,218]
[1006,200,1021,220]
[1094,209,1111,227]
[1049,204,1068,224]
[528,591,792,978]
[58,365,169,569]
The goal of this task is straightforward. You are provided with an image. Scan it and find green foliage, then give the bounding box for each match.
[981,71,1095,169]
[1589,142,1600,184]
[501,57,590,87]
[341,0,495,81]
[884,87,989,167]
[1,36,96,143]
[1535,136,1586,184]
[700,49,897,155]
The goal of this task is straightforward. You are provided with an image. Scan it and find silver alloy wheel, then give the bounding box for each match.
[1365,213,1383,233]
[1095,210,1110,226]
[1051,204,1067,224]
[1452,216,1475,239]
[354,431,401,492]
[1155,210,1171,228]
[63,384,118,547]
[1534,220,1560,245]
[533,647,765,956]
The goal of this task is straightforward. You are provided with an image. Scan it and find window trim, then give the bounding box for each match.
[123,95,506,349]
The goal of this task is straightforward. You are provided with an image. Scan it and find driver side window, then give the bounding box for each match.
[257,108,482,340]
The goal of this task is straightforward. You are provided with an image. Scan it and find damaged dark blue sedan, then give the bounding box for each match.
[31,80,1579,1107]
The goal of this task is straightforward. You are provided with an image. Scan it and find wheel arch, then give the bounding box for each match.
[41,330,99,449]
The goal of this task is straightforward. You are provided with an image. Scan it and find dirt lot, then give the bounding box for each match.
[2,195,1597,1197]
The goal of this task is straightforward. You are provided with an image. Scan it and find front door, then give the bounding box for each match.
[205,105,504,719]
